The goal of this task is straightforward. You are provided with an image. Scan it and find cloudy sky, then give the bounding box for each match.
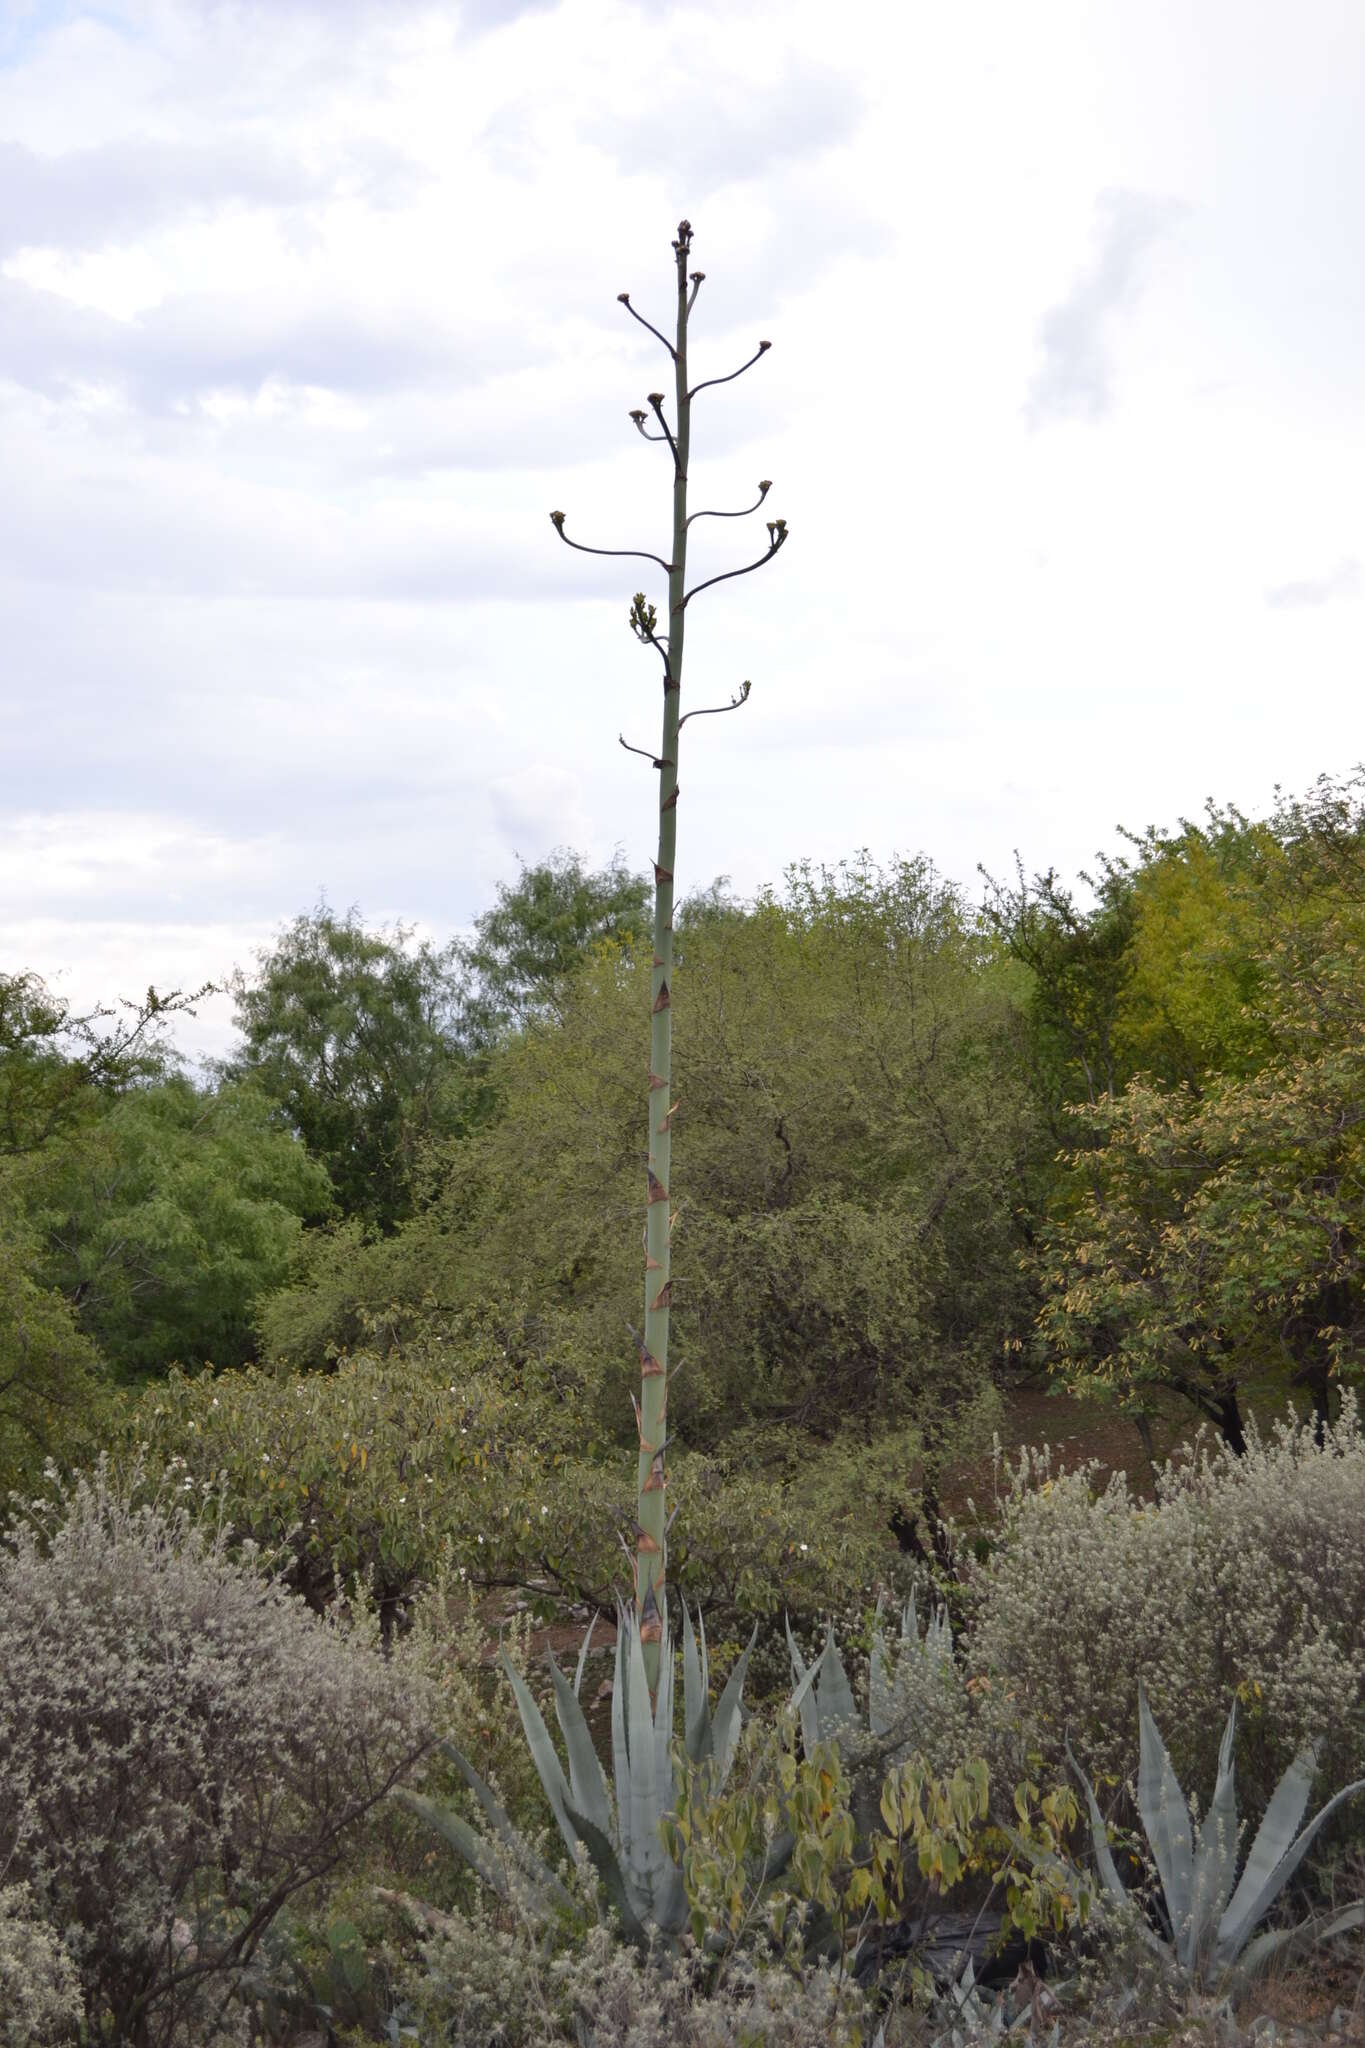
[3,0,1362,1063]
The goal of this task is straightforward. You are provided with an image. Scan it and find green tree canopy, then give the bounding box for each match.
[258,857,1036,1480]
[223,906,472,1231]
[0,971,207,1157]
[461,847,650,1042]
[19,1074,334,1380]
[1029,772,1365,1448]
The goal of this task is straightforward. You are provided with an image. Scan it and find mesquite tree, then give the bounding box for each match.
[550,219,788,1687]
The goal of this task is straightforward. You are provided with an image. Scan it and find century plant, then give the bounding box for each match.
[1006,1680,1365,1997]
[401,1603,756,1946]
[550,218,788,1688]
[402,220,787,1952]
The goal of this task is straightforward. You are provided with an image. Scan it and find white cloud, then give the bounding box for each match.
[1266,557,1363,610]
[3,0,1365,1072]
[1027,190,1187,427]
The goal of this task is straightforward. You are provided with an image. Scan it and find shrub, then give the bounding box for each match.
[962,1394,1365,1840]
[403,1907,870,2047]
[128,1344,907,1647]
[0,1885,84,2046]
[0,1462,431,2047]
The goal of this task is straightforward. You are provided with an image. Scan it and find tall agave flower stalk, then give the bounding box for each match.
[551,219,788,1689]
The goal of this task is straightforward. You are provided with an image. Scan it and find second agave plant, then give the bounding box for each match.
[1006,1681,1365,1998]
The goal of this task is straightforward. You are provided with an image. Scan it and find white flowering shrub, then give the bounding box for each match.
[0,1462,431,2048]
[0,1885,84,2046]
[963,1396,1365,1835]
[404,1908,869,2047]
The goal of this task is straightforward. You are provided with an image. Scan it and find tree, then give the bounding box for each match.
[1031,775,1365,1449]
[462,846,650,1041]
[224,906,471,1231]
[0,1192,109,1486]
[20,1074,334,1379]
[0,971,209,1158]
[548,219,788,1684]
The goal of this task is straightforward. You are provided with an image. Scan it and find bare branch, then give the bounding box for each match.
[549,511,670,573]
[619,735,675,767]
[689,340,771,400]
[678,678,752,730]
[686,270,705,316]
[628,408,668,443]
[682,520,788,608]
[686,480,771,530]
[617,293,676,359]
[646,393,681,474]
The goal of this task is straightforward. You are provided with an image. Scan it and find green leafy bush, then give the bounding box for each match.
[0,1462,430,2047]
[128,1343,904,1643]
[962,1395,1365,1843]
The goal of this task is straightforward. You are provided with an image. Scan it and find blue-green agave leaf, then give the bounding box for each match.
[711,1622,758,1785]
[564,1802,651,1945]
[1223,1896,1363,1996]
[1214,1758,1365,1972]
[500,1647,580,1864]
[547,1655,612,1842]
[398,1789,513,1906]
[682,1602,711,1762]
[611,1614,632,1868]
[653,1605,676,1826]
[869,1610,893,1739]
[621,1610,670,1909]
[1137,1681,1193,1943]
[1064,1735,1130,1906]
[815,1622,857,1738]
[572,1613,597,1700]
[434,1738,568,1901]
[785,1613,821,1759]
[1184,1699,1240,1971]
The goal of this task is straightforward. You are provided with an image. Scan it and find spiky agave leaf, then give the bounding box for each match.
[682,1601,710,1761]
[499,1647,582,1864]
[710,1621,758,1784]
[814,1622,857,1737]
[1137,1680,1194,1947]
[785,1612,822,1758]
[1183,1699,1240,1971]
[1212,1749,1365,1974]
[398,1741,574,1921]
[1064,1734,1153,1926]
[1224,1899,1365,1995]
[869,1596,895,1739]
[547,1656,613,1842]
[612,1602,686,1930]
